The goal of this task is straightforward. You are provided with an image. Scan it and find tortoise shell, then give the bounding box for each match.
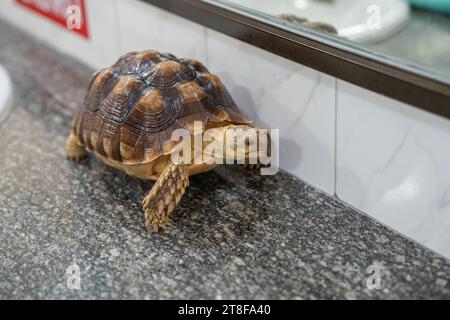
[72,50,251,164]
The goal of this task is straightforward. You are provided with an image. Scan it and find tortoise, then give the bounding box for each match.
[278,14,338,35]
[66,50,269,231]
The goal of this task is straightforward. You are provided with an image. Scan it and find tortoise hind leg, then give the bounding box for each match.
[66,133,88,161]
[143,161,189,231]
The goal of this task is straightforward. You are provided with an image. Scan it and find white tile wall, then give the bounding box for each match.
[0,0,120,69]
[206,30,336,194]
[116,0,207,62]
[337,80,450,258]
[2,0,450,258]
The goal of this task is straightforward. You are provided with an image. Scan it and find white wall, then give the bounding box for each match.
[336,80,450,258]
[0,0,121,69]
[2,0,450,259]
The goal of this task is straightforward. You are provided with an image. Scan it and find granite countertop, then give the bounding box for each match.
[0,19,449,299]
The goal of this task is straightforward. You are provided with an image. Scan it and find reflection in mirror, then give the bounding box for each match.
[209,0,450,82]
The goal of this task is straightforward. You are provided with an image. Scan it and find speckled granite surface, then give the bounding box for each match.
[0,19,449,300]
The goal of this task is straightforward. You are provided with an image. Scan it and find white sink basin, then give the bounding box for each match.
[225,0,410,43]
[0,65,13,125]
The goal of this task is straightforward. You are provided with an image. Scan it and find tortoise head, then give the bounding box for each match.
[222,125,271,164]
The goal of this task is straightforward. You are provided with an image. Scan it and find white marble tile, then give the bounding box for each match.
[0,0,121,69]
[116,0,206,61]
[337,80,450,258]
[206,30,336,194]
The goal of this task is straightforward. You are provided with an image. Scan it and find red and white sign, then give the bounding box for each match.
[15,0,89,39]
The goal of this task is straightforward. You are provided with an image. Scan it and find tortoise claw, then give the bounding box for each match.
[144,210,172,232]
[66,133,88,162]
[67,154,87,162]
[244,163,261,170]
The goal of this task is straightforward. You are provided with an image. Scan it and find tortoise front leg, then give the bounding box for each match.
[143,161,189,231]
[66,133,88,161]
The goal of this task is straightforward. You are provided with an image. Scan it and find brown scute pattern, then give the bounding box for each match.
[113,51,137,71]
[73,50,251,163]
[120,124,144,161]
[125,89,176,133]
[181,58,208,73]
[97,76,145,122]
[156,60,185,75]
[83,69,119,112]
[147,60,194,87]
[177,82,207,104]
[195,73,221,101]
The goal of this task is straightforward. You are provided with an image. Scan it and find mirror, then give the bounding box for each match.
[207,0,450,83]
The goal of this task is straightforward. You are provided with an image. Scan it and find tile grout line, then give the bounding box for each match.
[333,78,338,198]
[204,27,209,66]
[113,0,123,55]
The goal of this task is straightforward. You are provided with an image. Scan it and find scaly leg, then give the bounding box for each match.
[66,133,88,161]
[143,161,189,231]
